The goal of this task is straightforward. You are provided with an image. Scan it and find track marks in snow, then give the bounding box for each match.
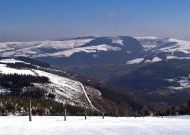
[33,70,99,110]
[78,82,99,112]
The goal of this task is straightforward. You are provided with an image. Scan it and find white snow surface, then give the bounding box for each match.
[152,57,162,62]
[167,56,179,60]
[129,57,162,64]
[157,38,190,54]
[0,38,123,58]
[135,37,190,55]
[144,59,152,63]
[40,44,121,57]
[166,77,190,90]
[0,38,94,57]
[0,64,35,75]
[111,37,124,45]
[134,36,164,51]
[0,115,190,135]
[78,82,99,112]
[0,59,24,63]
[126,58,144,64]
[141,45,157,51]
[178,79,189,87]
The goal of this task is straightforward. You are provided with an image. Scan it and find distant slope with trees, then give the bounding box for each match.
[17,56,50,68]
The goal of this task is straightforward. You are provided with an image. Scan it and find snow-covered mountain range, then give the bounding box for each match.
[128,37,190,64]
[0,36,140,58]
[1,36,190,66]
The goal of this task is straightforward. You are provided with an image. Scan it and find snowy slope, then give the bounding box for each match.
[33,70,99,110]
[35,44,121,58]
[0,115,190,135]
[0,38,94,57]
[130,37,190,64]
[0,59,99,110]
[135,36,160,51]
[135,37,190,54]
[126,58,144,64]
[110,37,124,45]
[152,57,162,62]
[0,59,24,63]
[0,37,122,58]
[0,64,35,75]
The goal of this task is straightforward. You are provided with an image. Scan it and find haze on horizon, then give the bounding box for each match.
[0,0,190,42]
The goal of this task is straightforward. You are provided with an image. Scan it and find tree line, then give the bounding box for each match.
[6,62,37,69]
[0,74,49,97]
[0,95,91,116]
[17,56,50,68]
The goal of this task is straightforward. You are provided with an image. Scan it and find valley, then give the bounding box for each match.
[1,36,190,116]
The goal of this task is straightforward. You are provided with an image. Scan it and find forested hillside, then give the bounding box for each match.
[17,56,50,68]
[110,59,190,92]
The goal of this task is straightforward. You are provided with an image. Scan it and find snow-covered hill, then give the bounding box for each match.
[128,37,190,64]
[0,38,94,57]
[0,37,124,58]
[0,59,100,111]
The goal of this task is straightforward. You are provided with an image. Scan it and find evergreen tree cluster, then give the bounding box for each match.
[0,57,10,60]
[0,95,89,116]
[93,85,144,111]
[6,62,37,69]
[0,74,49,96]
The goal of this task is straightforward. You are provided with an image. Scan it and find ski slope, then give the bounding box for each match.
[0,115,189,135]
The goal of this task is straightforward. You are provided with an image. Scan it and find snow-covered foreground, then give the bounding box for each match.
[0,116,190,135]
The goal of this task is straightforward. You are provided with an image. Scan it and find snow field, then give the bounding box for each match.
[41,44,121,57]
[0,38,94,58]
[0,116,189,135]
[126,57,162,64]
[0,64,35,75]
[111,37,124,45]
[0,59,24,63]
[152,57,162,62]
[157,38,190,54]
[126,58,144,64]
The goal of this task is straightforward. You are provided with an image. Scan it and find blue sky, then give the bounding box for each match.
[0,0,190,41]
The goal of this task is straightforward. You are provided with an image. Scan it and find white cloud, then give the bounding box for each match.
[106,11,119,20]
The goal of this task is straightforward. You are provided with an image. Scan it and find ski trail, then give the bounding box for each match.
[78,82,100,112]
